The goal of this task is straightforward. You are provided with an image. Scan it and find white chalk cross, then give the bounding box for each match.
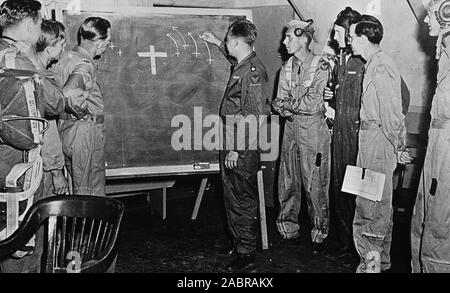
[137,45,168,75]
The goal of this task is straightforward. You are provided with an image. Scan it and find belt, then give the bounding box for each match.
[65,114,104,124]
[292,112,324,120]
[431,119,450,129]
[360,121,381,130]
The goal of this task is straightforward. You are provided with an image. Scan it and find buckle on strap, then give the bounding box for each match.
[90,114,104,124]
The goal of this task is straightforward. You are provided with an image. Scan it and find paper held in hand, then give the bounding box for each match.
[341,165,385,202]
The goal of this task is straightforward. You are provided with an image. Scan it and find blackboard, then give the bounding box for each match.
[57,7,252,176]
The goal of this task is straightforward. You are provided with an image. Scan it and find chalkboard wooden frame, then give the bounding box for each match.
[55,6,252,178]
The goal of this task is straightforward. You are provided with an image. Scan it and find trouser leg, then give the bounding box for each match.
[276,124,302,239]
[299,120,331,244]
[62,121,105,196]
[413,130,450,273]
[353,130,395,273]
[221,151,260,255]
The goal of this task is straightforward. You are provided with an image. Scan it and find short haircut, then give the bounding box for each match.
[0,0,41,31]
[227,19,257,47]
[77,17,111,45]
[335,7,361,32]
[36,19,65,53]
[352,14,383,44]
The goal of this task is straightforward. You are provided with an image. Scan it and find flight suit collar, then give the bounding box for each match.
[294,50,314,72]
[364,47,382,70]
[234,51,256,71]
[72,45,97,67]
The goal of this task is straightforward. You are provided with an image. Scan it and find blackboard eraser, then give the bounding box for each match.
[193,162,210,170]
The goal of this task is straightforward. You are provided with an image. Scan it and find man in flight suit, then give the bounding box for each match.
[272,19,331,253]
[348,15,412,273]
[52,17,111,196]
[200,19,271,271]
[324,7,364,259]
[411,0,450,273]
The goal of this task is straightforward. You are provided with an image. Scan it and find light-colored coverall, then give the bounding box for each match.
[273,52,331,243]
[411,46,450,273]
[353,49,406,273]
[52,46,105,196]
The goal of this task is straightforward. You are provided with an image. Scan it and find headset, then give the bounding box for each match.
[294,19,314,37]
[437,0,450,26]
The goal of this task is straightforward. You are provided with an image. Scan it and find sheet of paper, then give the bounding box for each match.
[341,165,386,202]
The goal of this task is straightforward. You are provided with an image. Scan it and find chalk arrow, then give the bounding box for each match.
[202,40,214,64]
[166,33,180,56]
[187,32,200,57]
[172,27,189,50]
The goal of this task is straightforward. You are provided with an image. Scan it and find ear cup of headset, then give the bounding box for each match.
[438,0,450,24]
[294,28,303,37]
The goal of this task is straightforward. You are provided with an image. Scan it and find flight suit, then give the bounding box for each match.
[354,49,406,273]
[0,38,65,273]
[39,69,66,197]
[218,44,271,255]
[411,47,450,273]
[273,52,331,244]
[52,46,105,196]
[331,53,364,251]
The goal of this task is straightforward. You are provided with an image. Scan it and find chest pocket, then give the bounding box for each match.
[303,56,322,88]
[346,71,364,90]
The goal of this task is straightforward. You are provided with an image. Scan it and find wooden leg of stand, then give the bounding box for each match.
[257,170,269,250]
[191,177,208,220]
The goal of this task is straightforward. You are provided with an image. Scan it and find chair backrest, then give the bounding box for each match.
[0,195,124,273]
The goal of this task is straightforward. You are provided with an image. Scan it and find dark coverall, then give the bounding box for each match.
[273,52,331,243]
[411,46,450,273]
[218,44,271,255]
[0,38,65,272]
[331,53,364,250]
[354,49,406,273]
[52,46,106,196]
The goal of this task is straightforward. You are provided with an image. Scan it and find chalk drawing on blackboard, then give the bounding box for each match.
[187,32,200,58]
[166,33,180,57]
[56,6,252,175]
[172,27,189,50]
[202,41,214,64]
[137,45,168,75]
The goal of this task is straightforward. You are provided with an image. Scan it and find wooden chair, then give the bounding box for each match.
[0,195,124,273]
[0,146,43,241]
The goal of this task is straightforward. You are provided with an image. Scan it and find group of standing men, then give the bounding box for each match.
[205,2,449,273]
[0,0,111,272]
[0,0,448,274]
